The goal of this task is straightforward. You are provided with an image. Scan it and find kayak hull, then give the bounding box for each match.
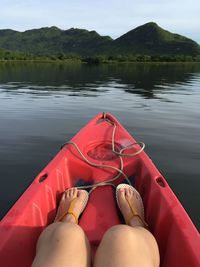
[0,113,199,267]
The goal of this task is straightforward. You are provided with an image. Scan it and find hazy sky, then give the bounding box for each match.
[0,0,199,43]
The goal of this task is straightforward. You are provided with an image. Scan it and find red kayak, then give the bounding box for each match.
[0,113,199,267]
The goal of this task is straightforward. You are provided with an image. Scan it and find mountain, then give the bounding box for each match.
[0,23,199,57]
[112,22,200,56]
[0,26,112,55]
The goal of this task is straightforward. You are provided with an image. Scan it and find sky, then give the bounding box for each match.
[0,0,199,43]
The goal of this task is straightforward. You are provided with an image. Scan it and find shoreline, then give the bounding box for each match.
[0,59,200,64]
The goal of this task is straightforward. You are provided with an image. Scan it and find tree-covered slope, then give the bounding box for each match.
[0,27,112,55]
[112,22,200,55]
[0,47,27,60]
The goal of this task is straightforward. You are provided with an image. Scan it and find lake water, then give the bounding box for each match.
[0,62,199,230]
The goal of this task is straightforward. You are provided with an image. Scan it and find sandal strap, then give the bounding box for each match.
[126,213,148,228]
[54,198,78,224]
[126,196,148,228]
[55,211,68,222]
[67,211,78,224]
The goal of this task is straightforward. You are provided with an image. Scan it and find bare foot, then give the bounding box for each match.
[55,188,88,223]
[118,187,145,227]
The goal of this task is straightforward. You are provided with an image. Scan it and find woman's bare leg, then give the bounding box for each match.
[32,188,91,267]
[94,187,160,267]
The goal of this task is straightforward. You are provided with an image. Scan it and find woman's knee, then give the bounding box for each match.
[102,224,136,244]
[50,222,85,241]
[37,222,85,250]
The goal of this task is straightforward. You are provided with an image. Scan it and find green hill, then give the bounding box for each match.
[0,22,199,58]
[112,22,200,56]
[0,27,112,56]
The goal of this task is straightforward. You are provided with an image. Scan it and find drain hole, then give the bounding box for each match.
[39,173,48,183]
[156,177,166,188]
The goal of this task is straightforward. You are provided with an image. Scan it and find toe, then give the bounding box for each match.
[124,188,130,198]
[73,187,78,197]
[66,189,70,198]
[78,190,87,201]
[118,188,126,207]
[69,188,74,197]
[120,188,125,199]
[129,188,134,201]
[61,192,66,201]
[127,188,132,198]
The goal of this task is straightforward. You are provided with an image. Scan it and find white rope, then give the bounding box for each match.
[61,114,145,193]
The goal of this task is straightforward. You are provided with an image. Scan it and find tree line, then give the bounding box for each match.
[0,50,200,63]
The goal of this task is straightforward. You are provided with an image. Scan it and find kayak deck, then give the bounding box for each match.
[0,113,199,267]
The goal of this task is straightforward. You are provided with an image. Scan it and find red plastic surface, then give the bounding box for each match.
[0,113,199,267]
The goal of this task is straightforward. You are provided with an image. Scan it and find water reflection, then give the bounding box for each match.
[0,62,200,100]
[107,64,200,98]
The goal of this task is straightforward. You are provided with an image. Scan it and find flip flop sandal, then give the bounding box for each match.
[116,184,148,228]
[54,189,89,223]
